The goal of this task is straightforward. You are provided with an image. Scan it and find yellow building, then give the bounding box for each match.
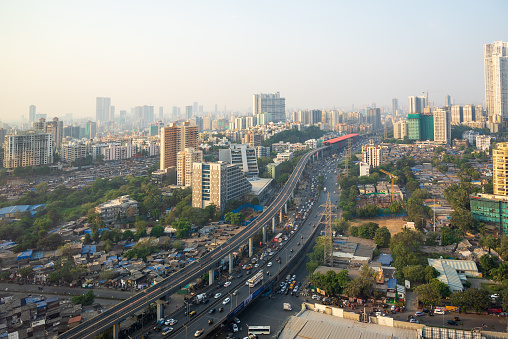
[493,142,508,195]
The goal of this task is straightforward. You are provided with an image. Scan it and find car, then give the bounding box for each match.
[312,295,319,300]
[162,327,174,335]
[267,262,272,267]
[290,249,293,252]
[415,311,425,316]
[409,319,420,324]
[224,282,231,287]
[194,328,205,337]
[164,319,171,325]
[214,293,222,299]
[189,311,197,317]
[168,318,177,326]
[209,308,216,314]
[254,264,259,268]
[223,297,231,304]
[208,319,214,325]
[233,290,238,296]
[233,317,240,324]
[434,309,445,315]
[232,323,239,332]
[447,320,458,326]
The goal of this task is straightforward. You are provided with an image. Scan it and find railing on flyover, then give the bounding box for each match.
[59,146,328,339]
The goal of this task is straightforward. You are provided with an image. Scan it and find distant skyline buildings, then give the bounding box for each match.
[253,92,285,124]
[408,96,427,114]
[96,97,111,123]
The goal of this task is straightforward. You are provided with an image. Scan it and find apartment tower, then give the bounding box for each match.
[176,147,203,186]
[493,143,508,196]
[160,122,199,171]
[484,41,508,126]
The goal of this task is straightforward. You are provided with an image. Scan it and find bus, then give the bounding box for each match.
[247,271,263,288]
[274,233,283,242]
[248,326,270,335]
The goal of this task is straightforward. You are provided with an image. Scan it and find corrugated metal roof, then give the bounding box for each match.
[428,259,463,292]
[437,259,478,272]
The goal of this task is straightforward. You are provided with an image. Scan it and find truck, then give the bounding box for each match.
[194,293,206,303]
[283,303,292,311]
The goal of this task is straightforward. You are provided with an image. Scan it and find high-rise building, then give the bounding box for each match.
[451,105,463,125]
[463,105,476,123]
[193,102,199,115]
[96,97,111,123]
[253,92,286,123]
[160,122,199,171]
[109,106,115,122]
[172,106,179,118]
[484,41,508,124]
[408,113,434,141]
[177,147,203,187]
[362,143,382,168]
[3,131,54,169]
[476,135,492,151]
[192,161,252,211]
[408,96,427,114]
[244,132,263,148]
[219,144,259,177]
[367,108,381,131]
[392,98,398,115]
[445,95,452,107]
[185,106,193,120]
[494,143,508,196]
[159,106,164,119]
[33,117,64,150]
[85,121,97,139]
[393,120,408,140]
[29,105,36,124]
[434,108,451,145]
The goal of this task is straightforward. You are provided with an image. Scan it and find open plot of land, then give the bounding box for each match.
[349,218,407,235]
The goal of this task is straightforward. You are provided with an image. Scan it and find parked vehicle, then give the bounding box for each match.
[283,303,292,311]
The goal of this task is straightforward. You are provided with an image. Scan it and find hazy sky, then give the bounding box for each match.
[1,0,507,121]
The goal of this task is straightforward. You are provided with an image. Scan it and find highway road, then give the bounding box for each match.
[164,155,342,338]
[59,147,327,339]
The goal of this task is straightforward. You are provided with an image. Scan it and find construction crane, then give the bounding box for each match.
[379,169,399,202]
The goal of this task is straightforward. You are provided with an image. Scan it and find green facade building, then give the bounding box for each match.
[470,193,508,234]
[408,113,434,141]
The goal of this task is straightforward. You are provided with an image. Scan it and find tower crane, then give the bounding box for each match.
[379,169,398,202]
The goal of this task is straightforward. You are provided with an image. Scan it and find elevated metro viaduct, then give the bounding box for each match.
[59,146,328,339]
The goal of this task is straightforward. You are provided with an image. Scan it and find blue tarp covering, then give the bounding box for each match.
[387,278,397,290]
[377,253,393,266]
[46,298,59,303]
[25,297,41,304]
[81,245,96,254]
[0,204,46,218]
[17,249,33,261]
[124,242,136,248]
[35,301,47,308]
[31,251,44,260]
[0,241,15,250]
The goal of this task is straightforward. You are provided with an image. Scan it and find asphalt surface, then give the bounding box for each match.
[161,157,342,339]
[59,147,327,339]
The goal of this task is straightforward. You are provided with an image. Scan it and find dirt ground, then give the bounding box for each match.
[349,217,407,235]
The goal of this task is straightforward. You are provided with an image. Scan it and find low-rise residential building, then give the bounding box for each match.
[276,151,294,162]
[95,195,138,224]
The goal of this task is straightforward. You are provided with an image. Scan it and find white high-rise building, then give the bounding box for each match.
[362,144,382,168]
[96,97,111,123]
[3,131,54,169]
[253,92,285,123]
[434,108,451,145]
[484,41,508,124]
[393,120,408,139]
[177,147,203,187]
[219,144,259,177]
[408,96,427,114]
[476,135,492,151]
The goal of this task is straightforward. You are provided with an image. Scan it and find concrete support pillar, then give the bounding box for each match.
[156,300,165,322]
[229,253,233,274]
[113,322,120,339]
[272,217,276,232]
[209,269,214,285]
[249,237,253,257]
[285,203,287,214]
[263,226,266,244]
[279,209,283,223]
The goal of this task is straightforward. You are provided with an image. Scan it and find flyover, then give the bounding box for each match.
[58,146,327,339]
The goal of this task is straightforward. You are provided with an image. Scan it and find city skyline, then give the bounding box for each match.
[1,1,508,122]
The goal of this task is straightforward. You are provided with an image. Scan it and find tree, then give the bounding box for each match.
[122,230,135,241]
[424,266,440,283]
[450,288,490,313]
[19,266,34,280]
[479,254,498,276]
[72,290,95,306]
[37,233,63,250]
[344,276,372,298]
[429,278,451,298]
[414,282,441,307]
[150,225,164,238]
[389,200,403,215]
[490,262,508,282]
[480,235,498,254]
[374,227,391,247]
[309,270,351,295]
[402,265,425,283]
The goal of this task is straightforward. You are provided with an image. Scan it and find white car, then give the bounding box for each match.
[223,297,231,304]
[267,262,272,267]
[232,290,238,296]
[224,281,231,287]
[168,319,177,325]
[254,264,259,268]
[232,323,238,332]
[434,309,445,315]
[214,293,222,299]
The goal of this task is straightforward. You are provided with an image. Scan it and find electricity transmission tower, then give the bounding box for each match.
[322,193,336,267]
